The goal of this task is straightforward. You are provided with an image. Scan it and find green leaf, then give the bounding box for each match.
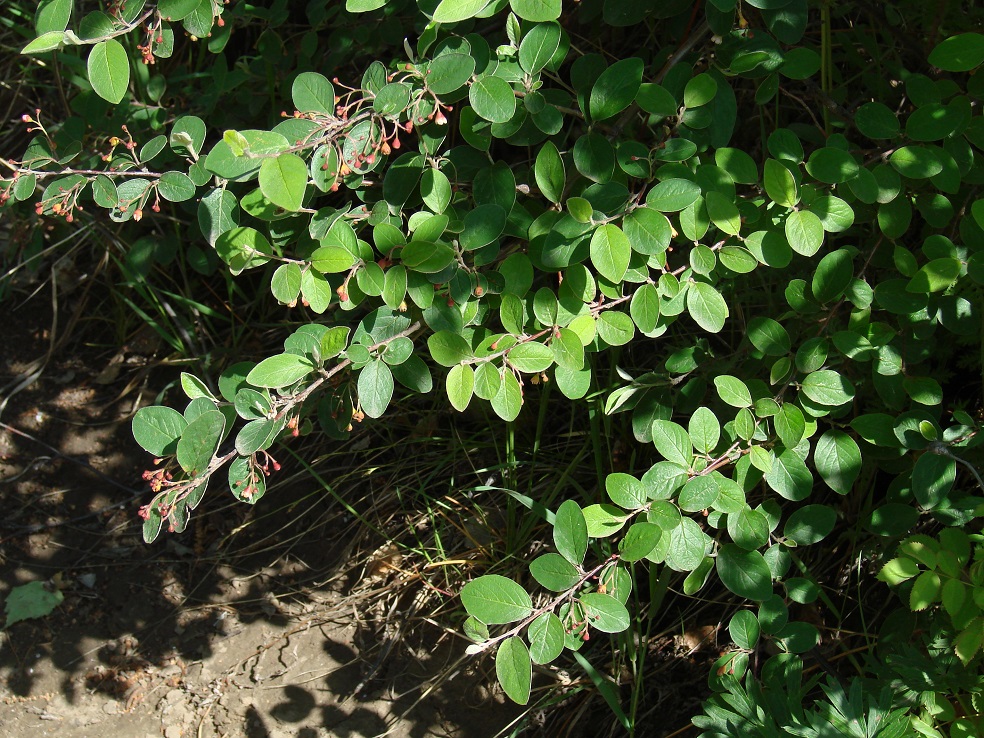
[684,72,718,108]
[906,257,961,293]
[689,406,720,454]
[679,476,719,512]
[714,375,753,407]
[554,499,588,566]
[729,610,760,650]
[763,159,799,208]
[22,31,71,54]
[358,359,394,419]
[176,410,225,475]
[783,504,836,547]
[715,148,758,185]
[528,612,565,665]
[4,582,64,628]
[35,0,73,34]
[157,171,196,203]
[496,637,532,705]
[619,522,662,562]
[910,571,942,611]
[491,370,523,420]
[461,575,533,624]
[198,188,239,246]
[573,132,615,183]
[529,553,581,591]
[590,225,631,282]
[911,452,955,509]
[446,363,474,412]
[747,317,790,356]
[928,32,984,72]
[461,203,506,250]
[805,148,859,184]
[247,354,315,388]
[235,418,285,456]
[535,141,565,204]
[215,226,273,275]
[420,168,452,213]
[159,0,201,21]
[509,0,562,22]
[132,406,188,456]
[87,40,130,104]
[728,507,770,550]
[890,146,943,179]
[292,71,335,114]
[579,592,630,633]
[506,342,551,374]
[877,557,919,585]
[519,22,561,74]
[589,57,644,121]
[432,0,490,23]
[629,283,660,334]
[811,249,853,304]
[687,282,729,333]
[596,311,634,346]
[469,75,517,124]
[180,373,215,401]
[551,327,584,370]
[774,404,806,448]
[567,197,593,223]
[801,370,855,406]
[705,191,742,236]
[427,52,476,95]
[765,449,813,501]
[400,240,455,273]
[271,263,302,305]
[583,503,628,538]
[650,420,693,467]
[855,102,900,140]
[634,83,676,117]
[259,153,307,211]
[647,178,701,212]
[784,210,824,256]
[717,544,773,601]
[606,472,647,509]
[814,430,861,494]
[661,517,705,571]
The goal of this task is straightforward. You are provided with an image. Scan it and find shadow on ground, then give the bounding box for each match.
[0,281,712,738]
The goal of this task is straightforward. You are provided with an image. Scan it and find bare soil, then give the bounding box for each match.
[0,285,520,738]
[0,276,713,738]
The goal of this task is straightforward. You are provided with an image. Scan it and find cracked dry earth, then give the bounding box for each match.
[0,289,519,738]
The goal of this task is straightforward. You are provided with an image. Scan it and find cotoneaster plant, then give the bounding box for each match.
[5,0,984,731]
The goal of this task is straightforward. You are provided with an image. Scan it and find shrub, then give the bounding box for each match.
[6,0,984,732]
